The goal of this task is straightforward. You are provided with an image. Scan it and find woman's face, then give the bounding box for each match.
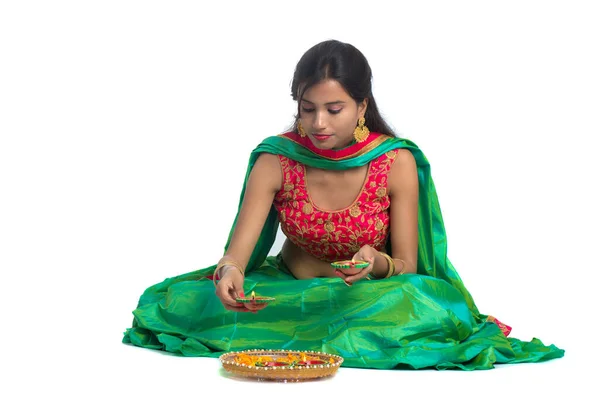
[299,79,367,150]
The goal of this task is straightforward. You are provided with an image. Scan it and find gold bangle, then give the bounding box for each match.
[378,252,396,279]
[396,259,406,275]
[213,258,245,287]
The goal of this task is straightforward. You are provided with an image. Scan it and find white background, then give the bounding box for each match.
[1,1,599,399]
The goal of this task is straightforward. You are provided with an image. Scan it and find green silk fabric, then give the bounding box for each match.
[123,135,564,370]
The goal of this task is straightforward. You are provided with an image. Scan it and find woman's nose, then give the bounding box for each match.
[312,111,327,130]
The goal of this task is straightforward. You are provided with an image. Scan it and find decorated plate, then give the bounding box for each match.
[331,260,370,269]
[235,291,275,304]
[219,349,344,381]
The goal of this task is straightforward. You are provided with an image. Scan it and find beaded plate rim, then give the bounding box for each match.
[219,349,344,381]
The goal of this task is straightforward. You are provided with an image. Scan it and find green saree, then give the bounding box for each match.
[122,133,564,370]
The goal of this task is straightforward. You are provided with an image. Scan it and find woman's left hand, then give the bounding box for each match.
[334,245,378,285]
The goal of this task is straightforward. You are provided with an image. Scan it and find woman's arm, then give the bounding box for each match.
[386,149,419,274]
[219,153,282,272]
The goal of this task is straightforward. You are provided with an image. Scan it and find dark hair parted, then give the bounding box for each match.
[290,40,396,138]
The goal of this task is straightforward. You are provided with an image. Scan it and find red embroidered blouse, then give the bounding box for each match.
[273,149,399,262]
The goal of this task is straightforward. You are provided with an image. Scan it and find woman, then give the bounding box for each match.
[123,40,564,370]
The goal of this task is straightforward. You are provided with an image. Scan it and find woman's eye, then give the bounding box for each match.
[301,107,341,114]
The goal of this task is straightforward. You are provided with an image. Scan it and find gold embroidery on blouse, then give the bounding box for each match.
[349,205,361,218]
[302,203,314,215]
[376,187,386,198]
[324,221,335,233]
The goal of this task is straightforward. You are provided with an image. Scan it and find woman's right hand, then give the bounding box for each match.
[214,266,267,313]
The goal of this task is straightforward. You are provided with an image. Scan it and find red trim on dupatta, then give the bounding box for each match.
[279,131,388,160]
[487,316,513,336]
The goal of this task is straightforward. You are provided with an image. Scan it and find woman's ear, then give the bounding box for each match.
[358,98,368,118]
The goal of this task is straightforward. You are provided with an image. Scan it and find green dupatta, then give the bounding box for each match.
[225,133,481,320]
[123,132,564,369]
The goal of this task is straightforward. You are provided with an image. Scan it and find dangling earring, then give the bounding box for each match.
[297,121,307,138]
[353,117,370,143]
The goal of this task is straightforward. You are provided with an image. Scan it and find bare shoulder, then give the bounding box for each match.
[392,148,416,165]
[390,149,417,173]
[254,152,281,169]
[388,149,418,193]
[248,153,283,192]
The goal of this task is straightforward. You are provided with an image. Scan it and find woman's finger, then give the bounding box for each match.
[345,264,374,284]
[334,269,348,278]
[243,302,268,311]
[216,284,241,308]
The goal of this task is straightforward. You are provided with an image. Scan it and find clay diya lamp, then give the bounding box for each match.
[235,290,275,304]
[330,260,370,275]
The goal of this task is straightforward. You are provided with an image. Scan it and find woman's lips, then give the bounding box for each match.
[313,134,331,141]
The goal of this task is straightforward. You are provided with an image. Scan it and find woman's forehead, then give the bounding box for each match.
[300,80,350,104]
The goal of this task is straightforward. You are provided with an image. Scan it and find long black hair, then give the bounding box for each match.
[289,40,396,138]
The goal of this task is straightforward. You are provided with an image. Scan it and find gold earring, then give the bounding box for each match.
[353,117,370,143]
[297,121,307,138]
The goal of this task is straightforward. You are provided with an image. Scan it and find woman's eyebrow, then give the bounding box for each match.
[301,99,346,105]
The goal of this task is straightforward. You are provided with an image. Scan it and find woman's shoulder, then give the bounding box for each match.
[387,148,418,194]
[390,148,416,164]
[248,153,283,193]
[386,148,417,172]
[372,147,415,168]
[254,152,281,169]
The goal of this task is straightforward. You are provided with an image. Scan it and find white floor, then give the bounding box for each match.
[5,326,590,400]
[50,341,590,400]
